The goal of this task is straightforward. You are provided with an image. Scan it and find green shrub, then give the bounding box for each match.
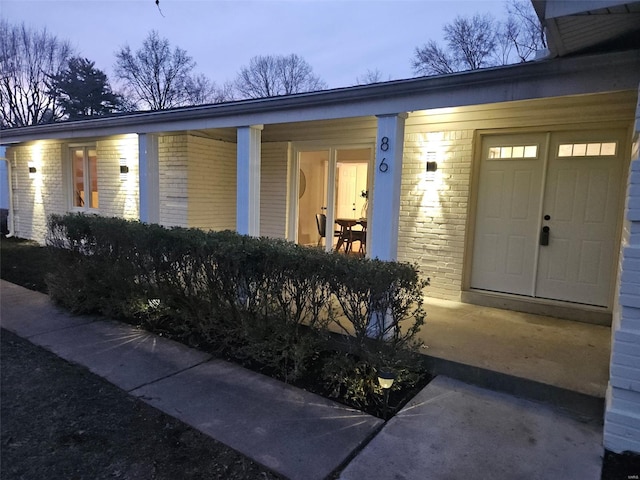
[45,213,428,409]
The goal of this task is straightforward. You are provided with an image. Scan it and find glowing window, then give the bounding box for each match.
[488,145,538,160]
[71,146,99,210]
[558,142,617,157]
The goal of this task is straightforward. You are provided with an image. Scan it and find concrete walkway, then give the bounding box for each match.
[0,280,604,479]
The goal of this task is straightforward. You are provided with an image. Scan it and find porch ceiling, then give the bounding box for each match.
[535,0,640,57]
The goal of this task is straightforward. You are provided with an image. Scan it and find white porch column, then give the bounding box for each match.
[236,125,263,236]
[369,113,407,261]
[138,133,160,224]
[605,91,640,454]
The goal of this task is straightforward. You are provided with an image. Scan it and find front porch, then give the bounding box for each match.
[420,298,611,420]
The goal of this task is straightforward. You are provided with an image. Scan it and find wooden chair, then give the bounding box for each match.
[316,213,340,247]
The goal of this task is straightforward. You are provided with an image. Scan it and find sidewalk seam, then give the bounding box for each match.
[127,356,215,394]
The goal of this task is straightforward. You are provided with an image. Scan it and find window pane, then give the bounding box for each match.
[524,145,537,158]
[88,149,98,208]
[512,146,524,158]
[488,147,500,159]
[500,146,513,158]
[601,143,617,155]
[573,144,587,156]
[586,143,601,156]
[73,149,85,207]
[558,144,573,157]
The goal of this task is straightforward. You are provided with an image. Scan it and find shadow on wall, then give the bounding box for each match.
[0,209,7,235]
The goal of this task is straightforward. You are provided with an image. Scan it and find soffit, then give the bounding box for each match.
[538,0,640,56]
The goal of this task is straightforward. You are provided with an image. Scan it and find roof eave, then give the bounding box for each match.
[1,49,639,145]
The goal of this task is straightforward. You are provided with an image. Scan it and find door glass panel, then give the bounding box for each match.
[297,151,329,246]
[72,149,85,207]
[88,149,99,208]
[335,148,370,220]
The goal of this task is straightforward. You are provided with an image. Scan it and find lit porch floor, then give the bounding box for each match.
[418,298,611,419]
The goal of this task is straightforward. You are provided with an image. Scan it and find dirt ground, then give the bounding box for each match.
[0,329,280,480]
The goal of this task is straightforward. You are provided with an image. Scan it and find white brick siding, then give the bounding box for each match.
[605,99,640,453]
[187,135,236,231]
[9,141,65,242]
[96,135,139,220]
[7,136,139,243]
[158,134,189,228]
[261,142,290,239]
[398,130,472,301]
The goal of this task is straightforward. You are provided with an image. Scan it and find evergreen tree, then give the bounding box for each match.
[50,57,123,119]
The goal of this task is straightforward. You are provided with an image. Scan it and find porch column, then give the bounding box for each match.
[138,133,160,224]
[369,113,407,261]
[236,125,263,236]
[604,91,640,454]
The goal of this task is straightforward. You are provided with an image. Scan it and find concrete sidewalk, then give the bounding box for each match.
[1,280,604,479]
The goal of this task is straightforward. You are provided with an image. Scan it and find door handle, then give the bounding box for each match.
[540,226,550,246]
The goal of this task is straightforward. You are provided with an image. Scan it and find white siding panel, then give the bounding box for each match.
[187,135,236,232]
[96,135,139,220]
[8,142,65,243]
[158,134,189,228]
[605,86,640,454]
[7,136,139,243]
[260,142,289,239]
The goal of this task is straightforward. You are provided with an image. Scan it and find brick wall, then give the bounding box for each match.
[398,130,473,301]
[8,142,65,242]
[261,142,289,239]
[7,136,139,243]
[187,135,236,231]
[605,105,640,453]
[96,135,139,220]
[158,134,189,227]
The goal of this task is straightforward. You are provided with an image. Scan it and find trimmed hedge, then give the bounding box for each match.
[46,213,427,404]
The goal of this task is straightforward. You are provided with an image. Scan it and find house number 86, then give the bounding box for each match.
[379,136,389,172]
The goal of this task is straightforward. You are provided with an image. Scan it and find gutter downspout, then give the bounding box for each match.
[0,146,15,237]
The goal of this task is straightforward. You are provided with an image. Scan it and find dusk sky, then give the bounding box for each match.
[2,0,507,90]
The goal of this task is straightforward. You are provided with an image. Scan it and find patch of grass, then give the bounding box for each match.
[0,236,51,293]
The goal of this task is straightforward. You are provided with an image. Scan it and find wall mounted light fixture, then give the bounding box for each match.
[119,158,129,181]
[426,161,438,172]
[28,162,37,179]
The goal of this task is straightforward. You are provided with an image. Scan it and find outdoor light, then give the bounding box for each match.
[378,369,396,420]
[119,158,130,181]
[426,161,438,172]
[377,370,396,389]
[28,162,37,179]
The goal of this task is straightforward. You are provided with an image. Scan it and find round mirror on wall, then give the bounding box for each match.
[299,170,306,198]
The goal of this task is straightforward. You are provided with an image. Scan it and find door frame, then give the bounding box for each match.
[463,124,632,320]
[288,142,374,251]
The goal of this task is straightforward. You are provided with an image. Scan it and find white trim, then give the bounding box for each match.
[138,133,159,224]
[236,125,263,236]
[369,114,407,261]
[67,144,99,213]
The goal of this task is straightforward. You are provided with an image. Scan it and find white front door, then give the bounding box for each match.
[471,130,625,307]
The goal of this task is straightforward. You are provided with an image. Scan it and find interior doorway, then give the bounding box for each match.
[295,146,372,251]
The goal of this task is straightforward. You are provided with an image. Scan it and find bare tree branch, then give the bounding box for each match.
[412,2,547,77]
[114,30,226,110]
[0,19,73,127]
[234,54,327,99]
